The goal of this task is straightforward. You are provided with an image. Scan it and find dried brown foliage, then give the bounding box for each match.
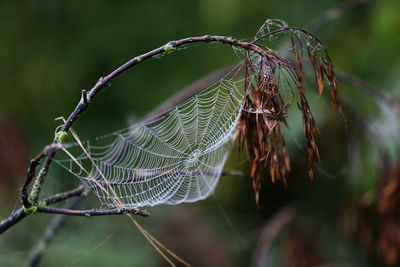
[340,191,374,252]
[377,161,400,266]
[234,19,342,204]
[340,161,400,266]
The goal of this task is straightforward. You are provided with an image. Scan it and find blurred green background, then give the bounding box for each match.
[1,0,399,266]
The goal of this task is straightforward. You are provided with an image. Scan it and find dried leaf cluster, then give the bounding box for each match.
[377,161,400,265]
[234,19,342,203]
[341,161,400,266]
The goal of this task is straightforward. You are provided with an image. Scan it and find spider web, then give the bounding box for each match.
[56,66,246,208]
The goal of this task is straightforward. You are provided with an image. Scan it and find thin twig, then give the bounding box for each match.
[221,170,243,177]
[0,188,86,235]
[1,186,88,234]
[19,143,62,207]
[20,154,45,208]
[40,186,87,206]
[60,36,270,136]
[0,202,148,235]
[1,168,241,235]
[36,206,149,217]
[28,152,57,205]
[0,208,27,235]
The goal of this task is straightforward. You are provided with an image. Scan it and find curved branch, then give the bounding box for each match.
[60,35,269,135]
[19,143,62,207]
[1,186,87,234]
[0,200,148,235]
[40,186,87,206]
[2,168,240,235]
[36,206,149,217]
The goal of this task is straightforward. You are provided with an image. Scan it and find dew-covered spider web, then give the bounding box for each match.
[56,66,250,208]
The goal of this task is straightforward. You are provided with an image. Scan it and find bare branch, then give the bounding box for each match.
[221,170,243,178]
[0,208,27,235]
[2,167,240,235]
[20,154,45,208]
[19,143,62,208]
[28,149,60,205]
[0,186,87,235]
[0,198,148,235]
[40,186,87,206]
[36,206,150,217]
[60,35,270,136]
